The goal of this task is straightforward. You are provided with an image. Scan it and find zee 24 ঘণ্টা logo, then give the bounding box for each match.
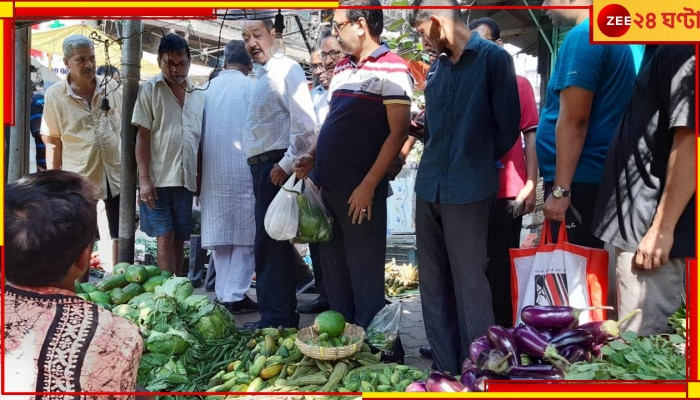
[597,2,700,39]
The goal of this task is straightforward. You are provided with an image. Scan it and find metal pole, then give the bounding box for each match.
[295,16,312,54]
[117,20,143,263]
[521,0,554,56]
[8,26,31,183]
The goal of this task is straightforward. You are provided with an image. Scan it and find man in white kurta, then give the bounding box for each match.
[199,40,257,312]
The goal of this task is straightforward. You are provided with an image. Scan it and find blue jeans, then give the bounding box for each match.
[139,187,193,241]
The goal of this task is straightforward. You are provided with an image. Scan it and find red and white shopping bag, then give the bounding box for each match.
[510,220,609,326]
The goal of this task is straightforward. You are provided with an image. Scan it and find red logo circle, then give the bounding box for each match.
[597,4,632,38]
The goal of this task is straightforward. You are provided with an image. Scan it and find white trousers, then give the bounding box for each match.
[212,245,255,303]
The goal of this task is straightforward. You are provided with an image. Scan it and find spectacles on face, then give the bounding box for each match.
[319,50,342,62]
[311,63,325,71]
[332,20,352,34]
[161,59,190,71]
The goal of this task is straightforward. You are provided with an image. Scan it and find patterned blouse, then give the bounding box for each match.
[4,284,143,399]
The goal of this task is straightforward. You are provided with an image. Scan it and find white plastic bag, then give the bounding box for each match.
[264,175,303,241]
[294,179,333,244]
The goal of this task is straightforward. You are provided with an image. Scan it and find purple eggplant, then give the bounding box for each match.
[478,349,512,374]
[577,308,642,345]
[471,370,509,392]
[520,305,613,330]
[426,371,465,392]
[405,381,427,392]
[469,335,493,364]
[512,325,569,364]
[486,325,521,366]
[462,357,476,373]
[558,344,591,363]
[460,365,479,390]
[549,328,596,351]
[507,365,565,380]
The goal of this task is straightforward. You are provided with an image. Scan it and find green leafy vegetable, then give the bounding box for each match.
[155,277,194,300]
[566,332,686,380]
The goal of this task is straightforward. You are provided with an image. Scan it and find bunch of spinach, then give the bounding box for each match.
[668,303,686,339]
[566,331,686,380]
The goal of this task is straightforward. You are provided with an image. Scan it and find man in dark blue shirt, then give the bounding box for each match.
[408,0,521,375]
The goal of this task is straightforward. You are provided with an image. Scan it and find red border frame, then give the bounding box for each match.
[2,3,699,398]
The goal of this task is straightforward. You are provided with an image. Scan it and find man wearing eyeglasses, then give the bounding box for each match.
[132,33,205,276]
[241,19,317,330]
[298,29,343,315]
[294,0,413,333]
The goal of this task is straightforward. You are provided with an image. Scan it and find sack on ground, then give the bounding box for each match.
[294,179,333,244]
[264,175,303,241]
[366,301,402,356]
[510,220,609,326]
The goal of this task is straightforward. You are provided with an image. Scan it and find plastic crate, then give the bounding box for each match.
[385,245,418,266]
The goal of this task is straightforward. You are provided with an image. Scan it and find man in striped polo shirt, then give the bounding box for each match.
[294,0,413,330]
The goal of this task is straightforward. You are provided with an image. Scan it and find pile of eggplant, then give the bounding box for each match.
[407,304,637,392]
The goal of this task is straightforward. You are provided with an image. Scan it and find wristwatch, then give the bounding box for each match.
[552,185,571,199]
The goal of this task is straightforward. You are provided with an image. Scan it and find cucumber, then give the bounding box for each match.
[125,264,148,284]
[81,283,98,293]
[144,265,161,278]
[76,293,91,301]
[113,262,130,275]
[113,282,144,304]
[142,275,167,293]
[89,291,112,305]
[109,288,125,305]
[96,273,128,291]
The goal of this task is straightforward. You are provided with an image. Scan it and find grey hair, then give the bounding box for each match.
[62,34,94,58]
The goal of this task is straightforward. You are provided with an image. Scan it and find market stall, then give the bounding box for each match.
[80,268,687,395]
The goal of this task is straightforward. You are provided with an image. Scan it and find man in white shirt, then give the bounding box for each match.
[199,40,258,313]
[132,33,205,276]
[41,34,122,280]
[242,19,317,329]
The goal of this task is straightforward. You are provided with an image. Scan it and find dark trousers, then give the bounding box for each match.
[486,198,522,328]
[250,160,300,328]
[205,257,216,291]
[543,181,604,249]
[416,197,495,376]
[320,185,387,329]
[309,243,327,299]
[188,235,206,283]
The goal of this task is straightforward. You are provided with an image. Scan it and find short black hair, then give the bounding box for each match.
[317,27,334,48]
[408,0,461,27]
[468,17,501,40]
[158,32,191,60]
[224,40,252,67]
[342,0,384,38]
[5,170,97,286]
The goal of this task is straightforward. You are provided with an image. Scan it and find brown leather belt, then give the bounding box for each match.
[247,149,287,166]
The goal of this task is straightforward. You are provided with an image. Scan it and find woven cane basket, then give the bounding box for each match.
[295,323,365,360]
